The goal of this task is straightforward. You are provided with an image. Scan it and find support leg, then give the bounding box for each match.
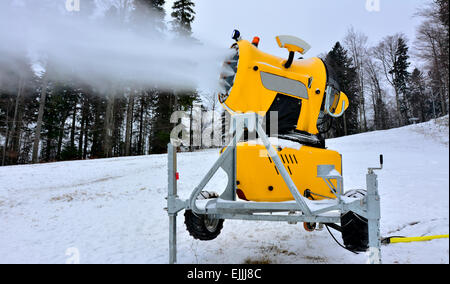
[169,213,177,264]
[366,172,382,264]
[168,144,178,264]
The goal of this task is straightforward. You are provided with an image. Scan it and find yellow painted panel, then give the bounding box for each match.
[236,142,341,202]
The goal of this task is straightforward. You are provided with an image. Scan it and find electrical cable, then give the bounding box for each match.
[382,234,449,244]
[325,224,359,255]
[381,236,406,245]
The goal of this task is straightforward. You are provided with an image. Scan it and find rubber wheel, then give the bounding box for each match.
[184,191,224,241]
[341,190,369,252]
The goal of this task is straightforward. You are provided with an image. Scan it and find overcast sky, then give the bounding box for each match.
[165,0,428,59]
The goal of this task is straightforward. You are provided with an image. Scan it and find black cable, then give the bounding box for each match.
[325,224,359,255]
[305,192,357,255]
[381,236,407,245]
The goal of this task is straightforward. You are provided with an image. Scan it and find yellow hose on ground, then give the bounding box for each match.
[389,235,449,244]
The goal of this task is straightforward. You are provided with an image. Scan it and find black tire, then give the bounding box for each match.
[341,190,369,252]
[184,191,224,241]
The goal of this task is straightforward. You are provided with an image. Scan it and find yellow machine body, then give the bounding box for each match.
[218,35,349,202]
[236,142,341,202]
[220,39,347,135]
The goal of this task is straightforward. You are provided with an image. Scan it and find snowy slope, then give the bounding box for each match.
[0,117,448,264]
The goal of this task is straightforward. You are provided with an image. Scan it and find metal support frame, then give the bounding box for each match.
[166,113,382,264]
[167,145,178,264]
[366,170,382,264]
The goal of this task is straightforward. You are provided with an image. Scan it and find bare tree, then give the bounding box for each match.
[372,33,409,126]
[364,49,389,130]
[414,3,449,115]
[32,71,49,164]
[7,76,25,164]
[124,91,134,156]
[103,93,115,158]
[344,27,369,132]
[201,91,219,146]
[1,96,12,166]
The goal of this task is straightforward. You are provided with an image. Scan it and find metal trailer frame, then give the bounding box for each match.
[166,113,382,264]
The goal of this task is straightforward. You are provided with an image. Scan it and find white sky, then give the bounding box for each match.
[166,0,427,59]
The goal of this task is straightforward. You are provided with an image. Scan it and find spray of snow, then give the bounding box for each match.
[0,1,230,94]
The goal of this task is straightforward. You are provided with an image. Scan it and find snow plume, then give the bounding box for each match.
[0,0,230,94]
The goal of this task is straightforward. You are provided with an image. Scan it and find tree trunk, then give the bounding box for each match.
[124,93,134,156]
[78,97,86,158]
[394,88,403,127]
[142,107,149,155]
[70,99,77,148]
[1,98,12,166]
[148,123,153,154]
[138,94,145,155]
[362,99,368,131]
[8,77,25,164]
[56,116,66,159]
[189,104,193,152]
[429,38,447,115]
[360,77,368,131]
[200,107,203,148]
[211,106,215,148]
[343,113,348,136]
[103,95,115,158]
[83,118,89,159]
[371,90,377,130]
[45,128,52,162]
[32,72,49,164]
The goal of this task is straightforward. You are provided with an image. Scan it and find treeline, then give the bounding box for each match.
[323,0,449,137]
[1,0,202,166]
[0,0,448,167]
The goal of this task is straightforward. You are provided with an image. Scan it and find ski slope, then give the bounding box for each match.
[0,117,448,264]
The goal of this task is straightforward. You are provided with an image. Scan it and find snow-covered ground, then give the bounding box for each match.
[0,117,448,264]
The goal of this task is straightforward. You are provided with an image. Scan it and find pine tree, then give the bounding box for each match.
[325,42,359,137]
[373,34,412,126]
[0,57,36,165]
[150,90,173,154]
[90,95,107,159]
[146,0,198,153]
[128,0,169,155]
[407,68,427,122]
[391,37,411,124]
[132,0,166,36]
[171,0,196,37]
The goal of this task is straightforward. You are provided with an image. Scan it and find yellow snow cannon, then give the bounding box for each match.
[218,32,349,202]
[167,32,384,263]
